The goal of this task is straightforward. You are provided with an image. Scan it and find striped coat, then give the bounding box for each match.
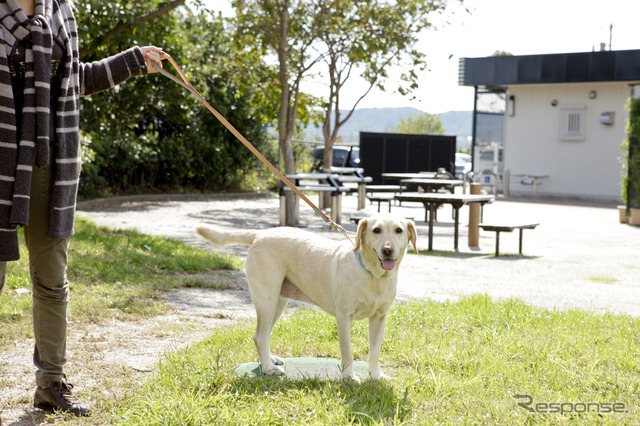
[0,0,148,261]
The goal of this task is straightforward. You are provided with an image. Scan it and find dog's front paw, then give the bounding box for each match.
[341,372,361,383]
[369,370,390,380]
[261,364,285,376]
[271,355,284,365]
[368,365,389,379]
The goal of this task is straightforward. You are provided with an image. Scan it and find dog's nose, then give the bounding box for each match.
[382,242,393,257]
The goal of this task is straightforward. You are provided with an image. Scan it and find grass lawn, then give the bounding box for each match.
[101,297,639,425]
[1,219,638,424]
[0,217,242,345]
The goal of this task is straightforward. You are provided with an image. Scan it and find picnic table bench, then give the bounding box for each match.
[479,223,539,256]
[365,184,406,194]
[280,173,348,225]
[324,167,373,210]
[367,194,395,212]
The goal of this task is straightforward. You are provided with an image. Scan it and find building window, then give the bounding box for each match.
[559,105,585,141]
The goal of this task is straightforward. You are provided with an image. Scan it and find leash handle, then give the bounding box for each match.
[152,56,334,225]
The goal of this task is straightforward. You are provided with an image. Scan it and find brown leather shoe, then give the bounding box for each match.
[34,380,92,416]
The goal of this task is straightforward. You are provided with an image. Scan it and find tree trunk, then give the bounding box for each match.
[276,1,297,225]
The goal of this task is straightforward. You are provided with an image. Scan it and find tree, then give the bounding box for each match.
[392,112,445,135]
[76,1,271,195]
[315,0,449,172]
[231,1,323,172]
[232,0,326,224]
[231,1,459,222]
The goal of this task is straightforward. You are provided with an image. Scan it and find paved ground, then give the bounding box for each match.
[77,191,640,317]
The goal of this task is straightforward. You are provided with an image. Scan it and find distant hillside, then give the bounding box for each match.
[304,107,474,150]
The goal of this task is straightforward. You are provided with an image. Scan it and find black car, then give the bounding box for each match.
[311,146,360,172]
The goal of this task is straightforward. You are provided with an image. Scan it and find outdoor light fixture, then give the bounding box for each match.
[551,99,558,107]
[508,95,515,117]
[589,90,597,99]
[599,111,615,125]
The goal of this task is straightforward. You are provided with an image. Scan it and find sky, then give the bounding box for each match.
[201,0,639,114]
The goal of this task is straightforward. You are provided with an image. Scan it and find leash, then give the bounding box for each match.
[151,56,355,242]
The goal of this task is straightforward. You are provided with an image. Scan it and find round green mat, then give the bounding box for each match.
[235,357,369,380]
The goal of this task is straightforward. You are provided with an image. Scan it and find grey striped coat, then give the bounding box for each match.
[1,0,149,261]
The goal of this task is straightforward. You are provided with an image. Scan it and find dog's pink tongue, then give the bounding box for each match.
[381,259,396,270]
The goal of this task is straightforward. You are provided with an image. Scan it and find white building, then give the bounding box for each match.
[459,49,640,202]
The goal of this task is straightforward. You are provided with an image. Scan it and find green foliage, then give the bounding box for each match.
[76,2,271,196]
[103,296,640,424]
[623,97,640,208]
[231,0,451,173]
[492,50,513,56]
[392,112,445,135]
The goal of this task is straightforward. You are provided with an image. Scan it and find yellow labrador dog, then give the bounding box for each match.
[196,213,417,381]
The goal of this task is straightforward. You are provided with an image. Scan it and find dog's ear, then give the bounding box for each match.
[407,220,418,254]
[353,218,368,252]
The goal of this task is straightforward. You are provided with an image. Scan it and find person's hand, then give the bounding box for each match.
[141,46,168,73]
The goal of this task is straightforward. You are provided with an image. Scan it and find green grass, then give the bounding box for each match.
[0,217,242,344]
[90,296,640,425]
[588,276,619,285]
[3,220,639,424]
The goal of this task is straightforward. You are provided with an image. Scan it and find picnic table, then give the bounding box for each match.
[324,166,365,175]
[323,167,373,210]
[381,172,437,181]
[395,193,494,251]
[401,178,464,194]
[280,173,348,225]
[513,173,549,197]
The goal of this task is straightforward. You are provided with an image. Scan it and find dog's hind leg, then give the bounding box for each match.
[269,297,288,366]
[250,285,286,376]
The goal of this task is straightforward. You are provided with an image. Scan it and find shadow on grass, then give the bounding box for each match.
[229,373,410,424]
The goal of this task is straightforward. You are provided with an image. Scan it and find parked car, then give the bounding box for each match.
[311,146,360,172]
[455,152,472,179]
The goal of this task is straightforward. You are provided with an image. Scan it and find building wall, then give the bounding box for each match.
[504,82,631,201]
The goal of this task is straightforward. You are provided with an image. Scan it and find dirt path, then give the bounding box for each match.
[1,271,256,425]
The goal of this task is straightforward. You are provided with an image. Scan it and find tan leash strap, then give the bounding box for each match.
[152,56,338,227]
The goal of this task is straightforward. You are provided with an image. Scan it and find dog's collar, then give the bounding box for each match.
[355,251,389,278]
[354,251,375,276]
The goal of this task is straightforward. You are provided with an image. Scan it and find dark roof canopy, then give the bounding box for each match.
[458,49,640,87]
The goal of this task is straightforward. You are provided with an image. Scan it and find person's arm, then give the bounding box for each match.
[79,46,167,96]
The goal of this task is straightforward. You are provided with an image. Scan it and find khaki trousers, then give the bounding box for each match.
[0,160,70,388]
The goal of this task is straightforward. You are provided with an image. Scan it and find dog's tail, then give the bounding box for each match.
[196,226,258,246]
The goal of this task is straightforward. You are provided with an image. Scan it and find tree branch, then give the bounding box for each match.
[80,0,187,59]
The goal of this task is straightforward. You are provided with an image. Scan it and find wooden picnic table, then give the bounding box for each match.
[281,173,348,225]
[381,172,437,181]
[395,193,494,251]
[324,166,365,175]
[401,178,464,194]
[334,175,373,210]
[513,173,549,197]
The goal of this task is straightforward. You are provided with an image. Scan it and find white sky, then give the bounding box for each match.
[201,0,639,113]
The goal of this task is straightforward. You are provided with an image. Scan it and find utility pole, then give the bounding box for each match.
[609,24,613,50]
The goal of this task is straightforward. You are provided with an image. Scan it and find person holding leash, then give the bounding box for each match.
[0,0,167,416]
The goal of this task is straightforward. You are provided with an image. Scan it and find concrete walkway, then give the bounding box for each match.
[77,192,640,317]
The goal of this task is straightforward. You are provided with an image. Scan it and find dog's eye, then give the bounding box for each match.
[395,227,403,234]
[373,227,381,234]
